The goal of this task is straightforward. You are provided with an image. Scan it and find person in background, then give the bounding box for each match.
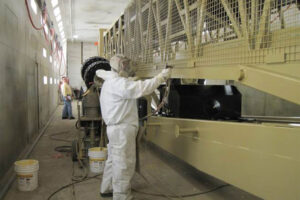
[61,77,75,120]
[96,54,171,200]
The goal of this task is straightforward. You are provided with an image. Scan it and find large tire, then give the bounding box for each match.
[83,60,111,88]
[81,56,107,79]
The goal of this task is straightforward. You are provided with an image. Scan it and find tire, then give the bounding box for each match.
[83,60,111,88]
[81,56,109,79]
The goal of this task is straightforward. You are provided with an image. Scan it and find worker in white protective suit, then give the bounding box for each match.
[96,54,171,200]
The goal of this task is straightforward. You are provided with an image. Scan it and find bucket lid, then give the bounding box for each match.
[88,147,107,152]
[15,159,39,167]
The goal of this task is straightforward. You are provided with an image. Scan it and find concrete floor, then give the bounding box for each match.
[4,104,261,200]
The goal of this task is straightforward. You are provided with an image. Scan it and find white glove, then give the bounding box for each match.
[157,68,171,82]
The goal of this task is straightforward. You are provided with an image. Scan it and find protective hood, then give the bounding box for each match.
[96,70,119,81]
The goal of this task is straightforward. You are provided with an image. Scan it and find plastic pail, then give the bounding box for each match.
[14,159,39,191]
[88,147,107,173]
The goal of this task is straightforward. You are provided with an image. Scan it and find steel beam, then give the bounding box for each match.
[146,116,300,200]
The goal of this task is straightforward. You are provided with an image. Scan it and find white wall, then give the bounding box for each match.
[67,42,97,89]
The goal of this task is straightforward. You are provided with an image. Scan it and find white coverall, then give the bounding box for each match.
[96,70,167,200]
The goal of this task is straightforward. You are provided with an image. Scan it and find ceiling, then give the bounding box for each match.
[46,0,130,42]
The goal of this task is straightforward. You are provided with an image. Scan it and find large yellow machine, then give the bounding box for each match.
[98,0,300,199]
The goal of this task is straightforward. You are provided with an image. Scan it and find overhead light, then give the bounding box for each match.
[55,14,61,22]
[73,35,78,39]
[289,123,300,127]
[43,48,47,58]
[31,0,37,15]
[58,21,63,28]
[53,7,60,17]
[43,76,48,85]
[51,0,58,7]
[44,26,49,34]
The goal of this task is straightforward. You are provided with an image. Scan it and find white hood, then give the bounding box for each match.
[96,70,118,81]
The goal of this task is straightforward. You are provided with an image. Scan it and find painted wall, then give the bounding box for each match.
[0,0,60,190]
[67,42,97,89]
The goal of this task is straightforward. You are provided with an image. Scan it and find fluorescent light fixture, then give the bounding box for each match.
[58,21,63,28]
[50,77,53,84]
[289,123,300,127]
[43,48,47,58]
[55,14,61,22]
[59,26,64,32]
[73,35,78,39]
[53,7,61,17]
[44,26,49,35]
[51,0,58,8]
[31,0,37,14]
[49,56,52,63]
[43,76,48,85]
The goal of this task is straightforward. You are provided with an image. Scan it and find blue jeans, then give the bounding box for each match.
[62,97,73,118]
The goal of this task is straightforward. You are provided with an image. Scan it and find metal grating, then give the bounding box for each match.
[104,0,300,68]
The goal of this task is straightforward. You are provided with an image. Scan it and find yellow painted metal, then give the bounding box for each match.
[147,116,300,200]
[136,63,300,105]
[98,29,106,57]
[103,1,300,105]
[101,1,300,199]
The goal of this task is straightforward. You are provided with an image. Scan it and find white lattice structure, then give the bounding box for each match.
[104,0,300,67]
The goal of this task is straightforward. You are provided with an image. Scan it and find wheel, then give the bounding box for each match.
[83,60,111,88]
[72,140,78,162]
[81,56,107,79]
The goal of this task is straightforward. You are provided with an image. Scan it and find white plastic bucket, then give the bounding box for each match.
[88,147,107,173]
[14,159,39,191]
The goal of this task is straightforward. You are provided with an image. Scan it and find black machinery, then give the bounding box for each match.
[138,79,242,121]
[72,56,111,161]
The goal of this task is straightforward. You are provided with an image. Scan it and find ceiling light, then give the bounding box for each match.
[53,7,60,17]
[43,48,47,58]
[55,14,61,22]
[43,76,48,85]
[73,35,78,39]
[44,26,49,34]
[31,0,37,15]
[289,123,300,127]
[51,0,58,7]
[58,21,63,28]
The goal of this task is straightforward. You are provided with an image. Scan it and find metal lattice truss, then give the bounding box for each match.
[102,0,300,104]
[104,0,300,66]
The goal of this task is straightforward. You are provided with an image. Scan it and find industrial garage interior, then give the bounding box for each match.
[0,0,299,200]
